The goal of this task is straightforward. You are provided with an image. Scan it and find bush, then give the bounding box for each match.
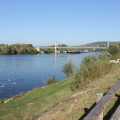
[71,54,111,90]
[108,45,119,55]
[0,99,5,104]
[45,76,56,85]
[61,60,76,77]
[110,54,120,60]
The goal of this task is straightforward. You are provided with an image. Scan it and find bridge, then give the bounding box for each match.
[35,41,108,53]
[35,46,107,52]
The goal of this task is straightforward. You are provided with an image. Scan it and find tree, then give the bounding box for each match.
[0,44,37,55]
[0,45,11,54]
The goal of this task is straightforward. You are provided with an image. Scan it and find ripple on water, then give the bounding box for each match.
[8,79,11,81]
[0,84,5,88]
[12,82,17,85]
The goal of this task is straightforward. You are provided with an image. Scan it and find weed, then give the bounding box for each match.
[45,75,56,85]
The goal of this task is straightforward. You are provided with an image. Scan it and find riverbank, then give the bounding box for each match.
[0,78,73,120]
[0,63,120,120]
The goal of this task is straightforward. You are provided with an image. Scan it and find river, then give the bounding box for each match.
[0,52,99,99]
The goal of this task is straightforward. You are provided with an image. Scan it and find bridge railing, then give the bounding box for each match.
[83,80,120,120]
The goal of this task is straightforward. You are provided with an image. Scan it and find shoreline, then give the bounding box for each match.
[0,64,120,119]
[1,78,65,103]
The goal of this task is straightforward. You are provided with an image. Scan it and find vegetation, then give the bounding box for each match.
[0,78,72,120]
[110,54,120,60]
[61,43,120,90]
[106,43,120,60]
[108,44,119,55]
[61,54,111,90]
[61,60,76,77]
[0,44,37,55]
[45,76,56,85]
[50,44,67,47]
[43,48,55,54]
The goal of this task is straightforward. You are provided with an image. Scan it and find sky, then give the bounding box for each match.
[0,0,120,46]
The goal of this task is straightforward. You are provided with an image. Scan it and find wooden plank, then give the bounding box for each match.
[110,105,120,120]
[96,93,103,120]
[83,80,120,120]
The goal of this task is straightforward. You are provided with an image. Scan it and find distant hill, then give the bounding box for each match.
[80,41,120,47]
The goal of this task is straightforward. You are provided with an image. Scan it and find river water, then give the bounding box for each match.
[0,52,99,99]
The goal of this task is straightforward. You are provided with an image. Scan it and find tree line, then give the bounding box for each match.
[0,44,37,55]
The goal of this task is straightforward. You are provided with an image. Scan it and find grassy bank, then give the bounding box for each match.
[0,63,120,120]
[36,63,120,120]
[0,78,73,120]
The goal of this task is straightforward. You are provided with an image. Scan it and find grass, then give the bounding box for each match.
[0,63,120,120]
[110,54,120,60]
[0,79,72,120]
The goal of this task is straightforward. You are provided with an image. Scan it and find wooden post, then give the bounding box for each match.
[96,93,103,120]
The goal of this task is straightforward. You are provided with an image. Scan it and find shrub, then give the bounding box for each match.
[0,99,5,104]
[108,45,119,55]
[45,76,56,85]
[71,54,111,90]
[110,54,120,60]
[61,60,76,77]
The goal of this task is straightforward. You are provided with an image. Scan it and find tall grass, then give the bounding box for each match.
[71,54,112,90]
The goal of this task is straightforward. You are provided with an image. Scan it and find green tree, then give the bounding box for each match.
[0,44,37,55]
[0,45,11,54]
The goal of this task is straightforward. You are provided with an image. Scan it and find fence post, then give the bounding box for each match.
[96,93,103,120]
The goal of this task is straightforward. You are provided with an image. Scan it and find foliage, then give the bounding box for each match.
[0,99,5,104]
[110,54,120,60]
[45,76,56,85]
[58,44,67,47]
[108,44,119,55]
[44,48,54,53]
[71,54,111,90]
[51,44,67,47]
[61,60,76,77]
[0,44,37,55]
